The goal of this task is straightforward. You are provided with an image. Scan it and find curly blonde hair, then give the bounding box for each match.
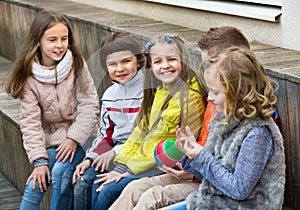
[201,47,277,124]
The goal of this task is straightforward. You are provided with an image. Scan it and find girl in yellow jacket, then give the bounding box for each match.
[92,34,207,210]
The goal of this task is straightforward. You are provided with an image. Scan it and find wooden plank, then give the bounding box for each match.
[250,40,277,51]
[0,172,22,209]
[0,195,22,204]
[255,48,300,70]
[286,81,300,209]
[270,77,293,206]
[0,189,21,199]
[0,203,21,210]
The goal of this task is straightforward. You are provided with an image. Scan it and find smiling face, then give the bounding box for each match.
[149,43,182,84]
[204,67,226,113]
[39,23,69,67]
[106,50,139,84]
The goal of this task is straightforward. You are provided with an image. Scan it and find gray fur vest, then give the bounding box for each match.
[187,113,286,210]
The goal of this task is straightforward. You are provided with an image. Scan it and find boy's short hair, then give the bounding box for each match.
[100,32,144,72]
[198,26,250,57]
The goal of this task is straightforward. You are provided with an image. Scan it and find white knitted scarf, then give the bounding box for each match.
[32,50,73,84]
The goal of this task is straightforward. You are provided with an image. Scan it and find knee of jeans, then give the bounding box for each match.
[74,178,92,196]
[98,184,113,195]
[52,162,67,176]
[75,177,90,188]
[22,180,46,201]
[62,166,75,180]
[24,181,39,193]
[79,168,98,183]
[53,160,77,178]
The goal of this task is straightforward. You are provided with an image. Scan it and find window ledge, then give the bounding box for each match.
[144,0,282,22]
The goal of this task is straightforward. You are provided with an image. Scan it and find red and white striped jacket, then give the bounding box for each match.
[85,70,144,160]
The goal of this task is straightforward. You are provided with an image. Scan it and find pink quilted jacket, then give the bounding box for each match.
[20,64,99,164]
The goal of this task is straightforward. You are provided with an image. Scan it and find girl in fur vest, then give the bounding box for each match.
[5,10,99,210]
[173,47,285,210]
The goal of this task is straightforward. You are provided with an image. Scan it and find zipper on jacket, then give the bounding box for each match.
[54,66,64,119]
[55,84,64,119]
[121,84,126,113]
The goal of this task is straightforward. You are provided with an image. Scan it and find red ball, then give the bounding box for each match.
[154,138,183,167]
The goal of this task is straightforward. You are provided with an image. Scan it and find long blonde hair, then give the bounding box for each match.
[201,46,277,124]
[4,10,84,98]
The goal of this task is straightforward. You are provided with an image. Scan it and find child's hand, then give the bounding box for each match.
[94,171,130,192]
[158,162,193,181]
[176,125,203,159]
[26,165,51,192]
[56,138,77,163]
[72,159,92,184]
[92,150,115,172]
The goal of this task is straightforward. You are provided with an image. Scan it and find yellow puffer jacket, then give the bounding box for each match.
[114,77,205,174]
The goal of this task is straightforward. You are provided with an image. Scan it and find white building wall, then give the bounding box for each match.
[69,0,300,51]
[281,0,300,51]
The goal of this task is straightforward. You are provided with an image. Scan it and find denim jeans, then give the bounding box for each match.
[91,176,138,210]
[19,146,85,210]
[73,166,98,210]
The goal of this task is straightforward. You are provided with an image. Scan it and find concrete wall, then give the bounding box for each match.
[69,0,300,51]
[281,0,300,50]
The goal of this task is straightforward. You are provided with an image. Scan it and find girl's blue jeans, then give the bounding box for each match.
[73,166,98,210]
[19,146,85,210]
[91,176,138,210]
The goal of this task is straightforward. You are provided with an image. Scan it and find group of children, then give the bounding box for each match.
[4,9,285,210]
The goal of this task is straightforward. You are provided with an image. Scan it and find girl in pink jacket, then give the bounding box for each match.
[5,10,99,210]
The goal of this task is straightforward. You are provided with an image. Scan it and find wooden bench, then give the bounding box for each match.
[0,171,22,209]
[0,0,299,209]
